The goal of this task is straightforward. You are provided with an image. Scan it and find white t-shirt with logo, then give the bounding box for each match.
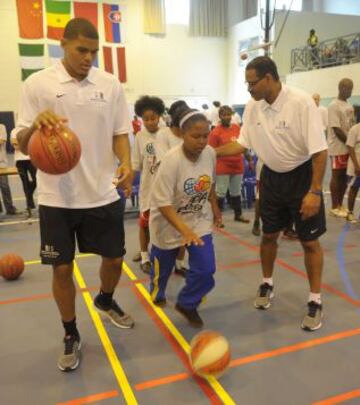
[150,144,215,250]
[156,127,183,161]
[0,124,8,169]
[328,99,354,156]
[239,85,327,173]
[346,123,360,176]
[14,60,130,208]
[132,127,166,212]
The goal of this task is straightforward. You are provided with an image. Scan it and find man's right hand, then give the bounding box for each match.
[33,110,68,130]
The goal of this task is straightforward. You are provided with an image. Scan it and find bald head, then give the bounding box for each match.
[338,78,353,101]
[312,93,320,106]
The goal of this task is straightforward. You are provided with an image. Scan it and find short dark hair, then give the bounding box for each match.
[168,100,189,127]
[134,96,165,117]
[219,105,232,115]
[246,56,280,81]
[178,108,208,131]
[213,101,221,108]
[63,18,99,40]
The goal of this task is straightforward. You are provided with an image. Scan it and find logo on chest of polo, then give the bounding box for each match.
[178,175,211,214]
[90,91,106,103]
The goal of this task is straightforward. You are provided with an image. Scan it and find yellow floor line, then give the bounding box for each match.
[24,253,94,266]
[73,261,138,405]
[122,262,236,405]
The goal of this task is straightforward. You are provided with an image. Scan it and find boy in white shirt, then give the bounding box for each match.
[132,96,165,274]
[149,108,222,328]
[346,122,360,223]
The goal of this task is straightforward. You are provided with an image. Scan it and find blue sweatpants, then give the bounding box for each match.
[150,234,216,309]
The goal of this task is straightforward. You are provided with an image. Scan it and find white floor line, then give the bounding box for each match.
[0,218,39,226]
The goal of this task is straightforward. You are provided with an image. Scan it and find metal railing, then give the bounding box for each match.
[291,32,360,72]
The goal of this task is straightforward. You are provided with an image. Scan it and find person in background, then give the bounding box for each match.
[0,123,19,216]
[132,95,165,274]
[312,93,328,136]
[307,29,319,67]
[210,101,221,129]
[202,103,211,124]
[328,78,354,218]
[252,157,263,236]
[231,109,242,127]
[132,115,142,137]
[345,121,360,223]
[208,105,249,224]
[11,128,37,218]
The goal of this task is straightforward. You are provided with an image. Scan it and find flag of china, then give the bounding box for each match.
[16,0,44,39]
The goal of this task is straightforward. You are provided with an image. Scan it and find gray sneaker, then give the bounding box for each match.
[94,296,134,329]
[140,261,151,274]
[254,283,274,309]
[301,301,323,331]
[57,335,81,372]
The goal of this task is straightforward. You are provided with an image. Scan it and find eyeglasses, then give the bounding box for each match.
[245,76,265,88]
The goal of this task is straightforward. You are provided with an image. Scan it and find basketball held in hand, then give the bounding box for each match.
[28,125,81,174]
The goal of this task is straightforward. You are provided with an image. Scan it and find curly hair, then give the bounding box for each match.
[134,96,165,117]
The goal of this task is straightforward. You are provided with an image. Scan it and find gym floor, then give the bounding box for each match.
[1,173,360,405]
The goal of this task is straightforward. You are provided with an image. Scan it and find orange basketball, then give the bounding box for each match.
[28,125,81,174]
[189,330,231,378]
[0,254,25,281]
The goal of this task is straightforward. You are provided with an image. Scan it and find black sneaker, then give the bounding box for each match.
[57,335,81,372]
[175,303,203,328]
[254,283,274,309]
[153,298,167,307]
[174,266,187,278]
[94,295,134,328]
[140,261,151,274]
[301,301,323,331]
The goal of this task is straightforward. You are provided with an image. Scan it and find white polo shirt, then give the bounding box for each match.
[327,99,354,156]
[239,85,327,173]
[346,123,360,177]
[15,60,130,208]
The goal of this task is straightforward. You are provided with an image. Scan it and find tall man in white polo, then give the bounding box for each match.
[16,18,134,372]
[217,56,328,331]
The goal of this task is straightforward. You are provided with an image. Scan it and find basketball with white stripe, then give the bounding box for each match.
[189,330,231,378]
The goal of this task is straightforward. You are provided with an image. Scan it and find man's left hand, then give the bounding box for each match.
[300,192,321,220]
[114,164,133,197]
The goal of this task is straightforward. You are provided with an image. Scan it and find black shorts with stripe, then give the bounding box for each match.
[39,199,126,265]
[259,160,326,241]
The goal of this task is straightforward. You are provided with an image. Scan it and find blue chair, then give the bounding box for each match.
[130,171,140,208]
[241,156,257,208]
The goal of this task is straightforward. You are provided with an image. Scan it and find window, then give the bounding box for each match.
[165,0,190,25]
[275,0,302,11]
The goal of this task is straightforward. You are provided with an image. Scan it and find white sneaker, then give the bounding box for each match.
[339,206,348,216]
[346,213,358,224]
[329,208,347,218]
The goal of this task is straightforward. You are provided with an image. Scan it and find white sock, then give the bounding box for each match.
[176,259,184,269]
[308,292,321,304]
[263,277,273,286]
[140,251,149,264]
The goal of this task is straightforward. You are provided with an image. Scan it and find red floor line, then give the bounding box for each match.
[0,278,148,307]
[131,286,223,405]
[134,326,360,392]
[215,228,360,308]
[312,388,360,405]
[56,389,119,405]
[218,259,261,271]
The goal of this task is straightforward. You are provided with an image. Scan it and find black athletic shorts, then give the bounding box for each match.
[260,160,326,241]
[39,199,126,265]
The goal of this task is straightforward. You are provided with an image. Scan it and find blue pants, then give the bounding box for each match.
[150,234,216,309]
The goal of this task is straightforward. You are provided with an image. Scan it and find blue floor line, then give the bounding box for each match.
[336,223,360,313]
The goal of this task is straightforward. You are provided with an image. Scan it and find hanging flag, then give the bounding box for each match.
[16,0,44,39]
[103,4,124,43]
[116,47,127,83]
[103,46,114,74]
[19,44,45,81]
[74,2,98,30]
[103,46,127,83]
[45,0,71,40]
[48,44,63,65]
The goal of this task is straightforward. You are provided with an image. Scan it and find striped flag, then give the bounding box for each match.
[16,0,44,39]
[45,0,71,40]
[19,44,45,81]
[48,44,98,68]
[74,2,98,30]
[103,46,127,83]
[103,4,124,43]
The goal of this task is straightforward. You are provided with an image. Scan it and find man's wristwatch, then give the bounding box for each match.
[308,189,322,196]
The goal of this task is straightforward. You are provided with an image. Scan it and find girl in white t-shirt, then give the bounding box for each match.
[132,96,165,274]
[156,100,189,277]
[149,109,222,328]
